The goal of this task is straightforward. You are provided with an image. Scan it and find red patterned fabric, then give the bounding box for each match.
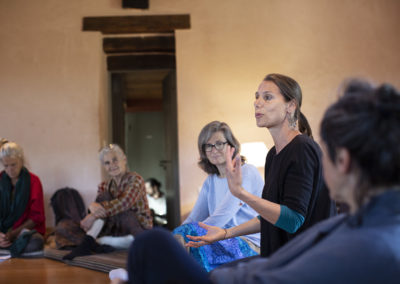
[98,172,152,229]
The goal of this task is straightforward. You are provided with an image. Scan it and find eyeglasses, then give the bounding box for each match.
[204,141,228,152]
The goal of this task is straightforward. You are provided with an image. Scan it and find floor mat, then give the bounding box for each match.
[0,248,44,258]
[44,247,128,273]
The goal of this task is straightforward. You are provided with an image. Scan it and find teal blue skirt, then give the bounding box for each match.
[173,222,259,272]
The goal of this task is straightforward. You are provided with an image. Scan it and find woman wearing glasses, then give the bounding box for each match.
[60,144,152,260]
[173,121,264,271]
[187,74,336,258]
[124,78,400,284]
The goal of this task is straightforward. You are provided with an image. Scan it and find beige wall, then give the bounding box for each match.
[0,0,399,226]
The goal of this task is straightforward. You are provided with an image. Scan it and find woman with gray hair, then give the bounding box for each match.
[117,78,400,284]
[0,141,45,257]
[173,121,264,271]
[187,74,336,258]
[62,144,152,260]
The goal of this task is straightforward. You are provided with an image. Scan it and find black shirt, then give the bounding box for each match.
[260,134,336,257]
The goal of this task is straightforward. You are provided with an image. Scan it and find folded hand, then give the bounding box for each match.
[89,202,107,218]
[0,232,11,247]
[80,214,97,232]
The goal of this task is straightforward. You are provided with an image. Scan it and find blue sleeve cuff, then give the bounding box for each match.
[274,205,305,234]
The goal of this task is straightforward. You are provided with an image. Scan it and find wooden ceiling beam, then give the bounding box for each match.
[83,14,190,34]
[107,54,175,71]
[122,0,149,9]
[103,35,175,54]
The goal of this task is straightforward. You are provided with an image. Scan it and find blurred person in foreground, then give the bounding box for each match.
[118,78,400,284]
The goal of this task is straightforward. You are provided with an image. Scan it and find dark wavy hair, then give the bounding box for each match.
[146,178,161,189]
[264,73,313,138]
[320,79,400,207]
[198,121,245,175]
[146,178,164,197]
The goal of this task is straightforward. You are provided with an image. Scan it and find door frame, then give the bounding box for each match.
[110,70,181,229]
[82,13,190,229]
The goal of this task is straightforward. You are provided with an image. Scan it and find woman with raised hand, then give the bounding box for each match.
[173,121,264,271]
[60,144,152,260]
[187,74,336,257]
[118,78,400,284]
[0,141,45,257]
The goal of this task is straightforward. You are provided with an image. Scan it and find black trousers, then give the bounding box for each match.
[127,228,211,284]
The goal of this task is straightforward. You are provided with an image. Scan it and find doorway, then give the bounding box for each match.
[110,69,180,229]
[81,13,190,230]
[126,112,165,196]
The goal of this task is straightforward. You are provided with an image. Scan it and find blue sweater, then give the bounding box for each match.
[183,163,264,246]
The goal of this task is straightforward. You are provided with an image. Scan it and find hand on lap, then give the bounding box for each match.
[0,232,11,247]
[185,222,226,248]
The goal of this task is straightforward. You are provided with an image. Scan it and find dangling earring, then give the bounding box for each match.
[287,113,297,129]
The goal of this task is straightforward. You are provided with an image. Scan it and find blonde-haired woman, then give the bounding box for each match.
[0,141,45,256]
[60,144,152,260]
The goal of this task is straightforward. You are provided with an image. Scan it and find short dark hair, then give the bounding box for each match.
[146,178,161,189]
[264,73,313,138]
[146,177,163,196]
[197,121,243,175]
[320,79,400,206]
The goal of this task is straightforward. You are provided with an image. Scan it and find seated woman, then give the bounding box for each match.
[145,178,167,227]
[0,141,46,257]
[172,121,264,271]
[186,75,337,262]
[119,79,400,283]
[60,144,152,260]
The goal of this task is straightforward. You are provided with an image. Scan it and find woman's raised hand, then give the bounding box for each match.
[185,222,226,248]
[225,145,244,198]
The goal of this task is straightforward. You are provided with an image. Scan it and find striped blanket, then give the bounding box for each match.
[44,247,127,273]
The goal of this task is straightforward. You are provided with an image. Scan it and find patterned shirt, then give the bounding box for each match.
[98,172,153,229]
